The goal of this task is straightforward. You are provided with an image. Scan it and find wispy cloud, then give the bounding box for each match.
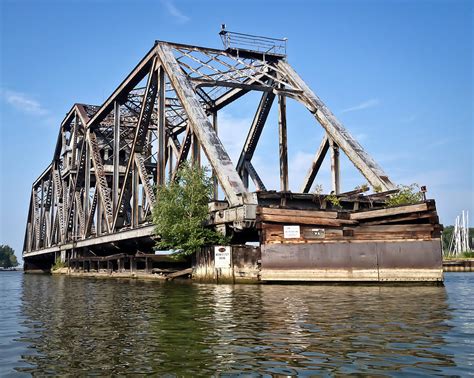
[162,0,190,24]
[342,98,380,113]
[216,111,251,163]
[1,89,48,116]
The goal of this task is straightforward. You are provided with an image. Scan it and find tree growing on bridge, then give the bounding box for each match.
[152,163,226,256]
[0,245,19,268]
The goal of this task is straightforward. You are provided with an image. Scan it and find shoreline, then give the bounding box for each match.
[442,258,473,272]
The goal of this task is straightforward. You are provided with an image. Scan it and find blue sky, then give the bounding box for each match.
[0,0,472,262]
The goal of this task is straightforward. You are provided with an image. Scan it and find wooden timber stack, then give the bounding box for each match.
[258,200,443,282]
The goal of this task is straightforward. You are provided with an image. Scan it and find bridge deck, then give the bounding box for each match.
[23,225,155,258]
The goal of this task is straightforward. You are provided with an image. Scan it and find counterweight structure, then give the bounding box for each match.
[23,33,442,281]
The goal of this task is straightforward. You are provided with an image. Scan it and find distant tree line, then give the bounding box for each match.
[0,245,19,268]
[442,226,474,253]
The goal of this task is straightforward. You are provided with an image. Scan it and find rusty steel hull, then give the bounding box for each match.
[261,240,443,282]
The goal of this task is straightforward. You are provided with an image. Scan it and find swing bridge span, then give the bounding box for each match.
[22,31,442,282]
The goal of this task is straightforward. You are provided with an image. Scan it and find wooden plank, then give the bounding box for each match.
[167,268,193,280]
[350,202,429,220]
[354,224,436,233]
[262,223,345,243]
[258,207,339,219]
[259,214,357,226]
[360,212,439,226]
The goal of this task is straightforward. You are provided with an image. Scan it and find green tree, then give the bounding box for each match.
[0,245,19,268]
[152,163,226,256]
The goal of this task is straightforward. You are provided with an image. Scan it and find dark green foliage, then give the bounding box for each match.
[152,163,227,256]
[0,245,18,268]
[326,193,341,208]
[386,184,423,207]
[442,225,474,254]
[52,257,66,270]
[442,225,454,252]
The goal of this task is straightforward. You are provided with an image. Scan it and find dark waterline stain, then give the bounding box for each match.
[0,272,473,375]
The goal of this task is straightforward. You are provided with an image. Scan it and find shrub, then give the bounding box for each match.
[52,257,66,270]
[152,163,227,257]
[326,193,341,209]
[386,184,423,207]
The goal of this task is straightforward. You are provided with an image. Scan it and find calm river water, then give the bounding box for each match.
[1,272,473,376]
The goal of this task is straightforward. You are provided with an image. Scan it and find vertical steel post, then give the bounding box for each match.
[113,101,120,212]
[278,91,288,192]
[168,144,173,181]
[192,133,201,166]
[157,66,166,186]
[40,180,45,247]
[212,111,219,199]
[97,196,102,236]
[84,133,91,220]
[330,138,340,194]
[132,164,139,228]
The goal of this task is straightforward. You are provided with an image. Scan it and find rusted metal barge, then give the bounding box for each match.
[22,30,443,283]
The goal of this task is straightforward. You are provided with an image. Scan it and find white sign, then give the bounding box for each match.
[214,246,231,268]
[283,225,301,239]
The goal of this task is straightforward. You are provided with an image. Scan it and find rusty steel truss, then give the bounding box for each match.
[23,33,396,259]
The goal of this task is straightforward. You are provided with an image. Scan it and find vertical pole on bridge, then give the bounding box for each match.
[212,111,219,200]
[157,66,166,186]
[40,180,45,247]
[113,101,120,213]
[132,166,139,228]
[192,132,201,166]
[97,198,102,235]
[168,144,173,181]
[330,138,340,194]
[278,88,288,192]
[84,134,90,235]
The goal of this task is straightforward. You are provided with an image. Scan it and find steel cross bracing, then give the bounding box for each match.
[23,39,396,256]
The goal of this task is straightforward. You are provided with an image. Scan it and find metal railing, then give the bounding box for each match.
[219,26,287,56]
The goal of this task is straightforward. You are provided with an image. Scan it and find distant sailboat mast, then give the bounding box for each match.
[449,210,471,256]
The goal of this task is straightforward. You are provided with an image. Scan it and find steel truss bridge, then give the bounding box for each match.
[22,31,396,270]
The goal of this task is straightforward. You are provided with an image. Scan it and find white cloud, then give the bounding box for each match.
[215,111,252,164]
[1,89,48,116]
[162,0,190,24]
[342,98,380,113]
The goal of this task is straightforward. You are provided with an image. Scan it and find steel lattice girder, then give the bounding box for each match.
[23,39,396,256]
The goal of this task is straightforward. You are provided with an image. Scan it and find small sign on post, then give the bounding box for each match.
[283,225,301,239]
[214,246,231,268]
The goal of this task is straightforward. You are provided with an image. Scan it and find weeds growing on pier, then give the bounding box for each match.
[386,184,423,207]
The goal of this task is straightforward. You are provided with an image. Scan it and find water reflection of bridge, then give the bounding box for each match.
[16,275,461,375]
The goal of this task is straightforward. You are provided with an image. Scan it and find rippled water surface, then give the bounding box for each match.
[1,272,473,376]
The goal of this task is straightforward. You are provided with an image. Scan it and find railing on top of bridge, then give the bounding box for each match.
[219,25,287,56]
